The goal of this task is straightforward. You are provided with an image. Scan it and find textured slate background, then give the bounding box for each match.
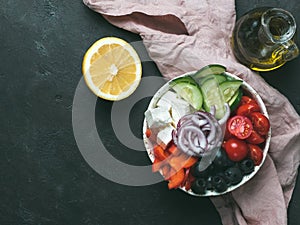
[0,0,299,225]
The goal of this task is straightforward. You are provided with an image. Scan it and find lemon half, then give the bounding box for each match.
[82,37,142,101]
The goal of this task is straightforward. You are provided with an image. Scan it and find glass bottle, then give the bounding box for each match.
[232,7,299,71]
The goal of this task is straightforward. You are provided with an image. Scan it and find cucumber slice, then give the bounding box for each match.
[228,89,243,111]
[170,75,198,86]
[192,64,226,81]
[201,76,226,119]
[219,80,243,102]
[198,74,227,86]
[213,74,227,84]
[170,76,203,110]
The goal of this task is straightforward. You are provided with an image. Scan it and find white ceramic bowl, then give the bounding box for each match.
[143,71,271,196]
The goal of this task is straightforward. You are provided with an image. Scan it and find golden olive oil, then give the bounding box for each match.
[232,7,298,71]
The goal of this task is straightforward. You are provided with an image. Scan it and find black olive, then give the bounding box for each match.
[191,160,210,178]
[224,167,243,185]
[211,175,228,193]
[213,148,234,169]
[191,178,207,195]
[239,158,255,175]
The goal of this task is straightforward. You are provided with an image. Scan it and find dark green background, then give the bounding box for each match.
[1,0,299,224]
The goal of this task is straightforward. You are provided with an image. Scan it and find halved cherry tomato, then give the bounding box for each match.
[236,103,260,117]
[240,96,257,106]
[249,112,270,136]
[224,138,248,162]
[246,130,265,144]
[248,144,263,166]
[227,115,253,139]
[224,123,234,140]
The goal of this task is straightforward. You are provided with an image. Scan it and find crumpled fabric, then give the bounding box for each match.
[83,0,300,224]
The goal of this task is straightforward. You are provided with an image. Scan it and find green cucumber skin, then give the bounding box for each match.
[192,64,226,81]
[201,77,226,119]
[170,76,198,86]
[229,89,243,111]
[168,68,243,116]
[214,74,227,84]
[198,74,226,86]
[219,80,243,102]
[170,76,203,110]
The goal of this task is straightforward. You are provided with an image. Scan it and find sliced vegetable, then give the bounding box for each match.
[227,115,253,139]
[183,170,195,191]
[145,128,152,138]
[168,168,185,189]
[217,103,231,127]
[153,145,169,161]
[198,74,227,86]
[228,89,243,111]
[214,74,228,84]
[152,158,164,172]
[201,76,226,119]
[172,111,223,157]
[167,142,180,155]
[170,76,203,110]
[192,64,226,81]
[219,80,243,103]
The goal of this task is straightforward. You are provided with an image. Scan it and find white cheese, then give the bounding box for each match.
[156,124,174,148]
[156,97,172,111]
[157,91,193,125]
[144,107,172,128]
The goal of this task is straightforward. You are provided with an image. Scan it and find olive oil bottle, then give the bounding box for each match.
[232,7,299,71]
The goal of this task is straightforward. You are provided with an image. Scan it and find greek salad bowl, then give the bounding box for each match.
[143,64,271,196]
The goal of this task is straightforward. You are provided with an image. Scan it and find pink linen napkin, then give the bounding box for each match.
[83,0,300,224]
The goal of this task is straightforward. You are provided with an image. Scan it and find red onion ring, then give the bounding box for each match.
[172,110,224,157]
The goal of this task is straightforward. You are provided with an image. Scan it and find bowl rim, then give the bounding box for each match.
[143,71,271,196]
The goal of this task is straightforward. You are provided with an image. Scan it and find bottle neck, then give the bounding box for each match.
[259,8,296,45]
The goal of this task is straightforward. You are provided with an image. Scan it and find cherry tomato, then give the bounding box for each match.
[246,130,265,144]
[224,138,248,162]
[227,115,253,139]
[236,103,260,117]
[224,123,234,140]
[249,112,270,136]
[240,96,257,105]
[248,144,263,166]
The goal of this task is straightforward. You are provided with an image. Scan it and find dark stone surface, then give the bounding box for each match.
[0,0,299,225]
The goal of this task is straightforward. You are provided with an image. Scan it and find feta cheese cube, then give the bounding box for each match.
[171,102,192,124]
[144,107,172,128]
[157,91,193,124]
[156,124,174,148]
[156,97,172,111]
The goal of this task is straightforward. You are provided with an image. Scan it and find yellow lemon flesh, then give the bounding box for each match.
[82,37,142,101]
